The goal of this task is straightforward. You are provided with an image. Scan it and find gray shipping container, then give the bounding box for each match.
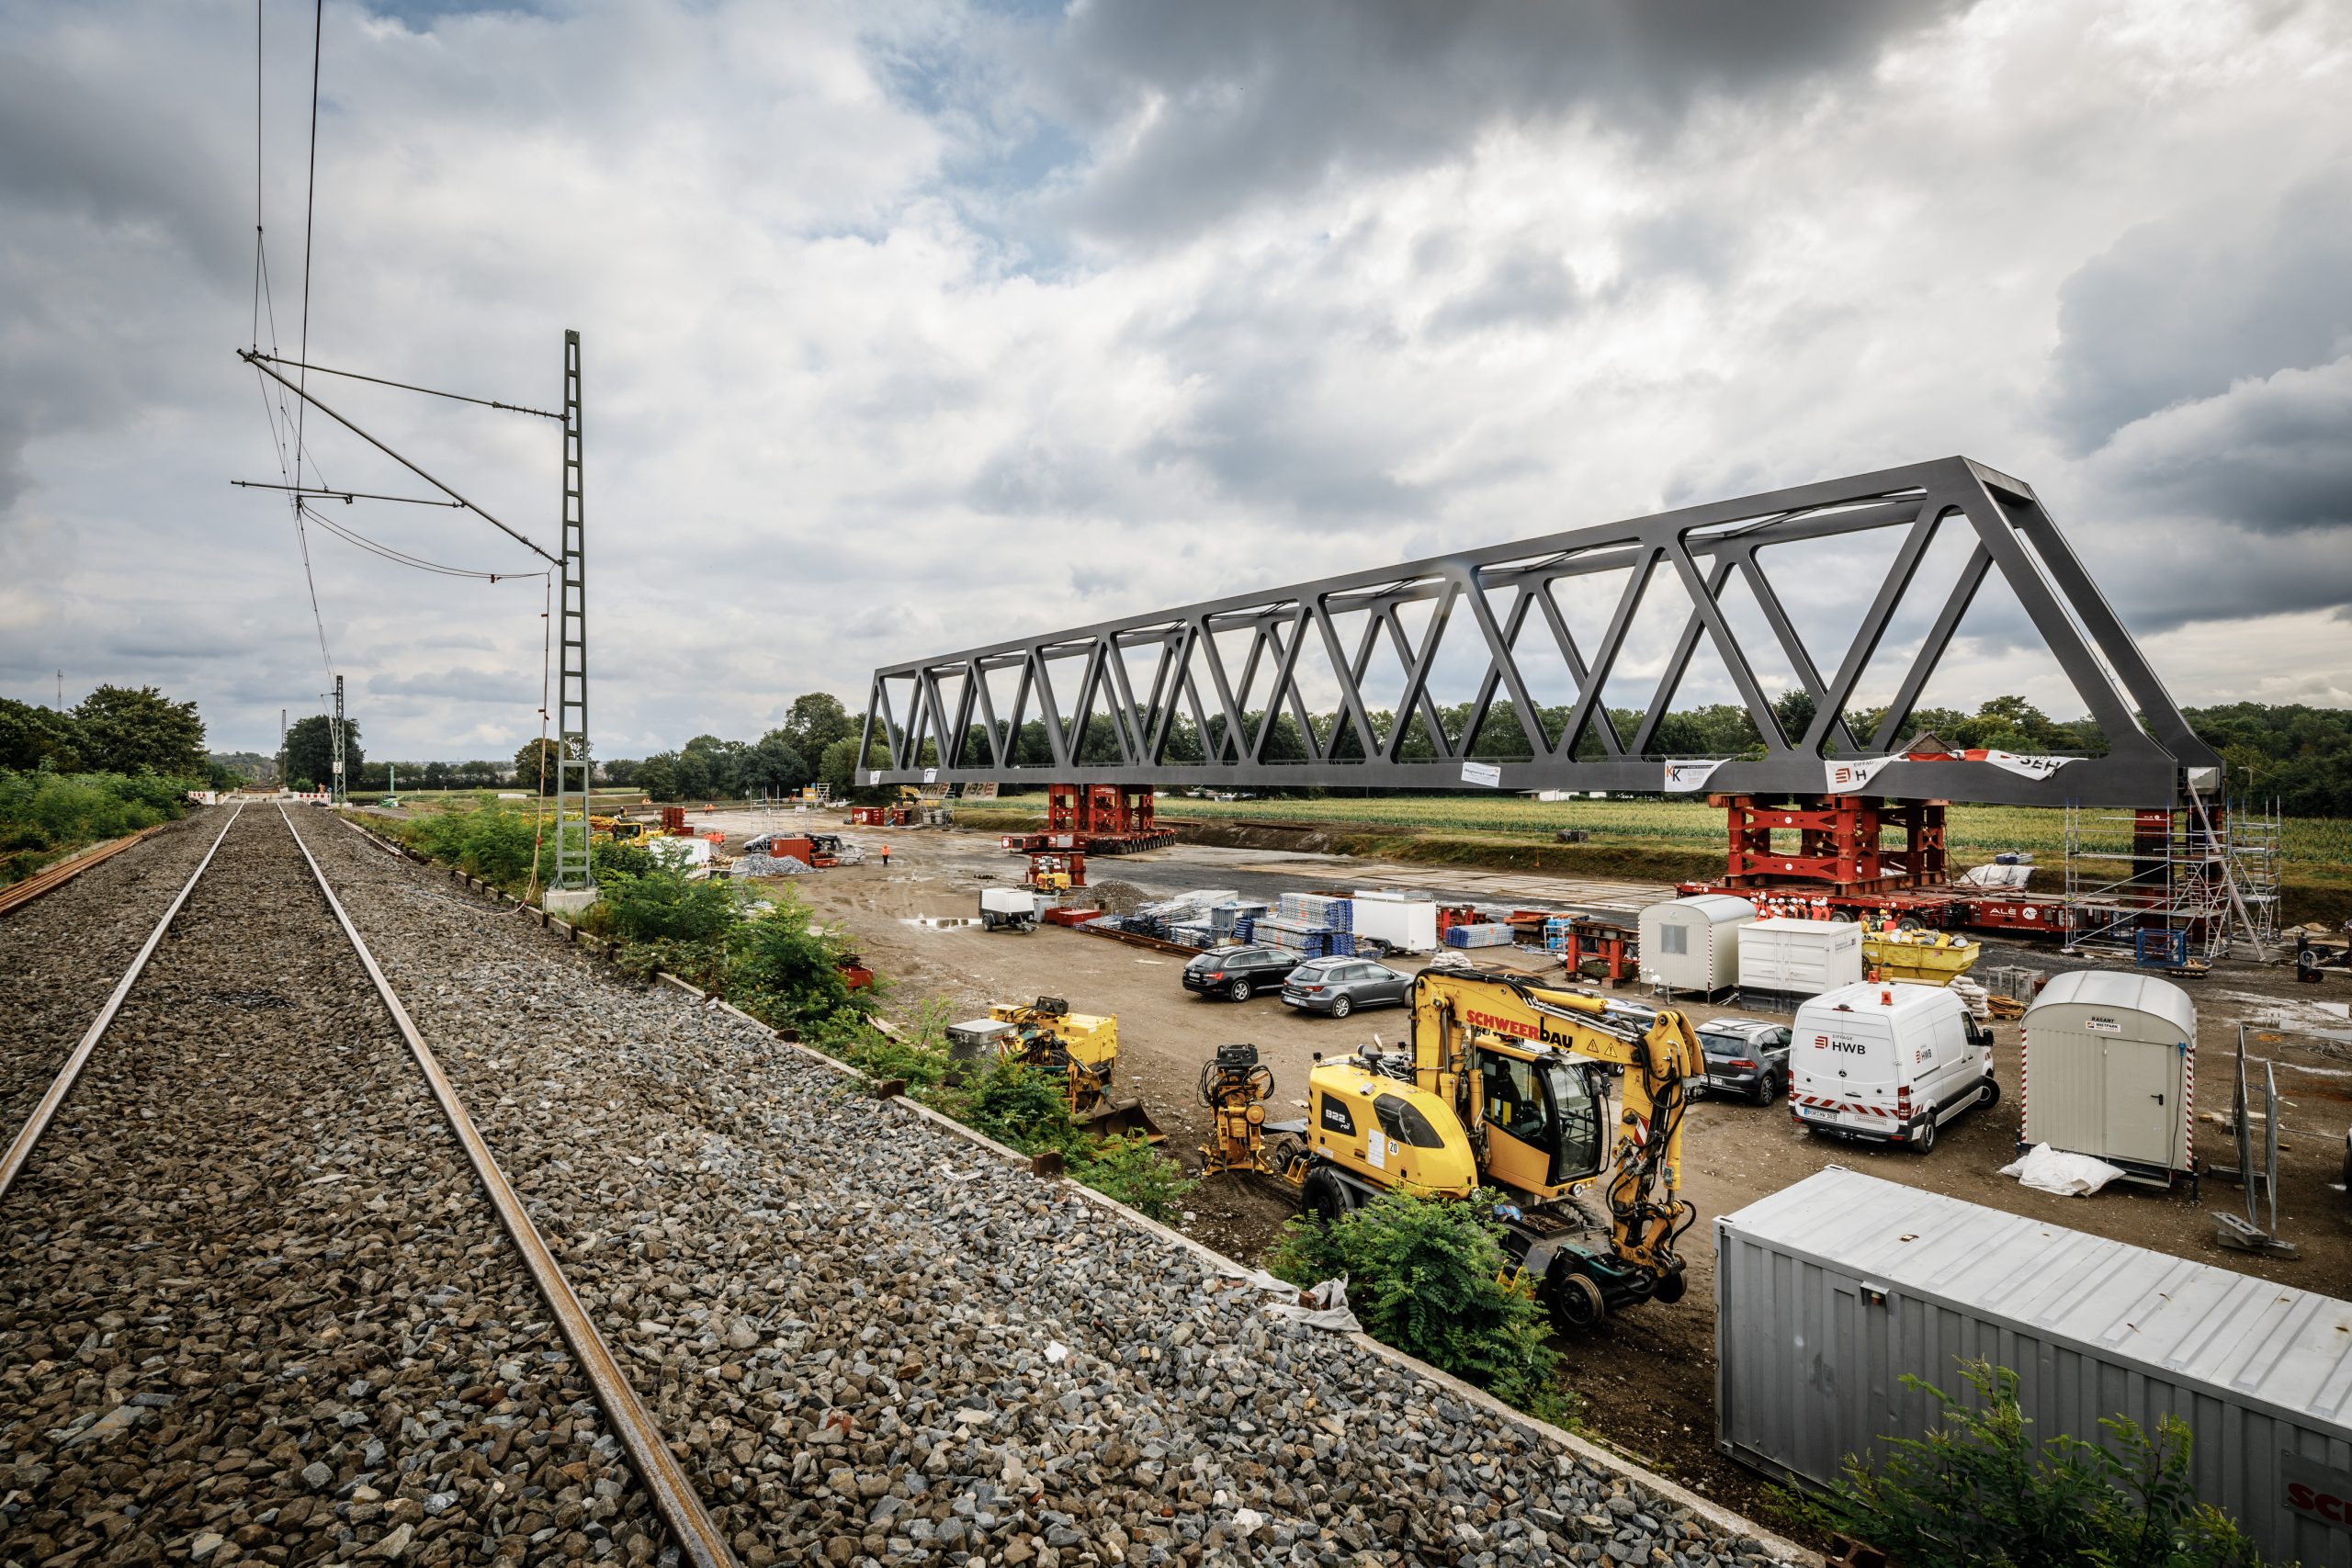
[2019,969,2197,1185]
[1717,1167,2352,1566]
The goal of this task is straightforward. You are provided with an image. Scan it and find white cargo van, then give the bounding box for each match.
[1790,982,1998,1152]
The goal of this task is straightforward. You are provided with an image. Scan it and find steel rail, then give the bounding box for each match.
[0,824,169,919]
[276,807,741,1568]
[0,805,244,1204]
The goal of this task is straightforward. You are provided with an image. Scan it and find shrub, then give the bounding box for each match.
[599,869,739,944]
[955,1061,1090,1157]
[1789,1362,2267,1568]
[1071,1134,1195,1224]
[1267,1188,1569,1423]
[0,769,198,881]
[812,1000,954,1090]
[726,892,873,1032]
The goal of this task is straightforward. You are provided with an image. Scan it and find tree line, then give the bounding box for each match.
[0,687,212,781]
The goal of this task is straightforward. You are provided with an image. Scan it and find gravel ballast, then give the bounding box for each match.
[0,812,227,1138]
[0,807,662,1565]
[291,813,1806,1568]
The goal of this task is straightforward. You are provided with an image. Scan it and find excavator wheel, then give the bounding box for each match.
[1547,1268,1607,1332]
[1651,1269,1688,1306]
[1300,1168,1352,1226]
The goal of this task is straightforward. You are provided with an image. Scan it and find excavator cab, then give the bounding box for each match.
[1471,1045,1609,1195]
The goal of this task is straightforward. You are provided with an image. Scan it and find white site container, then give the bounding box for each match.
[646,835,714,870]
[1638,895,1753,996]
[1351,891,1440,953]
[2021,969,2198,1186]
[1737,917,1863,1003]
[1718,1166,2352,1568]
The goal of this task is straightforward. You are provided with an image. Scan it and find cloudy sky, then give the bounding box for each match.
[2,0,2347,761]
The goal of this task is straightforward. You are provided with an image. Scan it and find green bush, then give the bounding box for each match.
[1267,1188,1569,1423]
[1790,1362,2267,1568]
[954,1060,1091,1156]
[599,869,739,944]
[1071,1134,1196,1224]
[726,892,874,1032]
[0,769,199,881]
[813,1000,954,1090]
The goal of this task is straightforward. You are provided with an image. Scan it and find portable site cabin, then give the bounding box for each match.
[2020,969,2198,1187]
[1718,1167,2352,1568]
[1737,918,1864,1007]
[1639,895,1753,997]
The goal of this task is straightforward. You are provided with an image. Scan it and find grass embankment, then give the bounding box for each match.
[957,797,2352,925]
[0,770,203,885]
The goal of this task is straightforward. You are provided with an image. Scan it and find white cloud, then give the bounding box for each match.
[0,0,2347,761]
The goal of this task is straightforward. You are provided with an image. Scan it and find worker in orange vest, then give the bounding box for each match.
[879,841,890,867]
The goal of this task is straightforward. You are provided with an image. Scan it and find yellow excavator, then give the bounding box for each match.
[1234,965,1703,1329]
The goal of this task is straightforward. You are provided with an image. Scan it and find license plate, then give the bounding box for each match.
[1798,1105,1831,1121]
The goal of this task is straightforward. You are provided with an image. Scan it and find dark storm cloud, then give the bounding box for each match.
[0,48,241,282]
[2048,162,2352,454]
[1035,0,1973,240]
[2092,358,2352,536]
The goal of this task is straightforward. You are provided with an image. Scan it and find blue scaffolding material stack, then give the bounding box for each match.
[1444,922,1517,948]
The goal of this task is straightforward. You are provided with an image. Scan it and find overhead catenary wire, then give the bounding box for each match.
[300,501,548,583]
[232,479,465,509]
[243,354,559,566]
[245,352,563,421]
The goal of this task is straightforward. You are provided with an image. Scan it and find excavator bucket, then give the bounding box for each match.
[1082,1098,1168,1145]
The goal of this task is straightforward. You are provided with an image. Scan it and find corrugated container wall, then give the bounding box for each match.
[2020,970,2197,1185]
[1638,895,1753,996]
[1717,1168,2352,1567]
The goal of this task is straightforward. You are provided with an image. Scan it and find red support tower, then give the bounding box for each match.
[1043,784,1175,855]
[1716,795,1947,896]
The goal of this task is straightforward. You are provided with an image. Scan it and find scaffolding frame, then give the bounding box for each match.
[2062,790,2278,962]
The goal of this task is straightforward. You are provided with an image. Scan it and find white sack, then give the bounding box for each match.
[1999,1142,2129,1197]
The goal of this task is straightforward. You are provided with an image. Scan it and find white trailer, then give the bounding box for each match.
[1639,895,1753,997]
[1350,891,1440,954]
[2020,970,2197,1187]
[979,886,1045,932]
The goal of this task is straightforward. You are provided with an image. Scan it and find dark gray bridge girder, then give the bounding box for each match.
[857,457,2219,808]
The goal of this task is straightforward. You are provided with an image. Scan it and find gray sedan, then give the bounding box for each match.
[1280,957,1410,1018]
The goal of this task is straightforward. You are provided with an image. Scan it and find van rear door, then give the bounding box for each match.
[1793,1011,1900,1134]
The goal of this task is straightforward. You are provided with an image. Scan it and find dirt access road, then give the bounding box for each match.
[721,812,2352,1520]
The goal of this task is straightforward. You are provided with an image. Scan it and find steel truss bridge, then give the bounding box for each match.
[857,457,2219,809]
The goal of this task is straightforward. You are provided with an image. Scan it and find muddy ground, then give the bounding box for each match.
[711,809,2352,1524]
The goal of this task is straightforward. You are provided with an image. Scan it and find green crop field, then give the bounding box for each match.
[1145,794,2352,871]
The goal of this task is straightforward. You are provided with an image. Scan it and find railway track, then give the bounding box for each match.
[0,806,737,1568]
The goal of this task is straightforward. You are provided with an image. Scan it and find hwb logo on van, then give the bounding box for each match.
[1814,1035,1865,1055]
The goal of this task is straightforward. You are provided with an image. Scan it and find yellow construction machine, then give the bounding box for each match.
[1216,966,1703,1328]
[989,998,1165,1143]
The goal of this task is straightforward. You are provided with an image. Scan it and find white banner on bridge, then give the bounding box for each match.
[1661,760,1729,792]
[1461,761,1503,788]
[1975,750,2073,781]
[1823,755,1902,794]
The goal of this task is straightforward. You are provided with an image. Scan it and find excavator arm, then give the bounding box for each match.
[1410,969,1704,1283]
